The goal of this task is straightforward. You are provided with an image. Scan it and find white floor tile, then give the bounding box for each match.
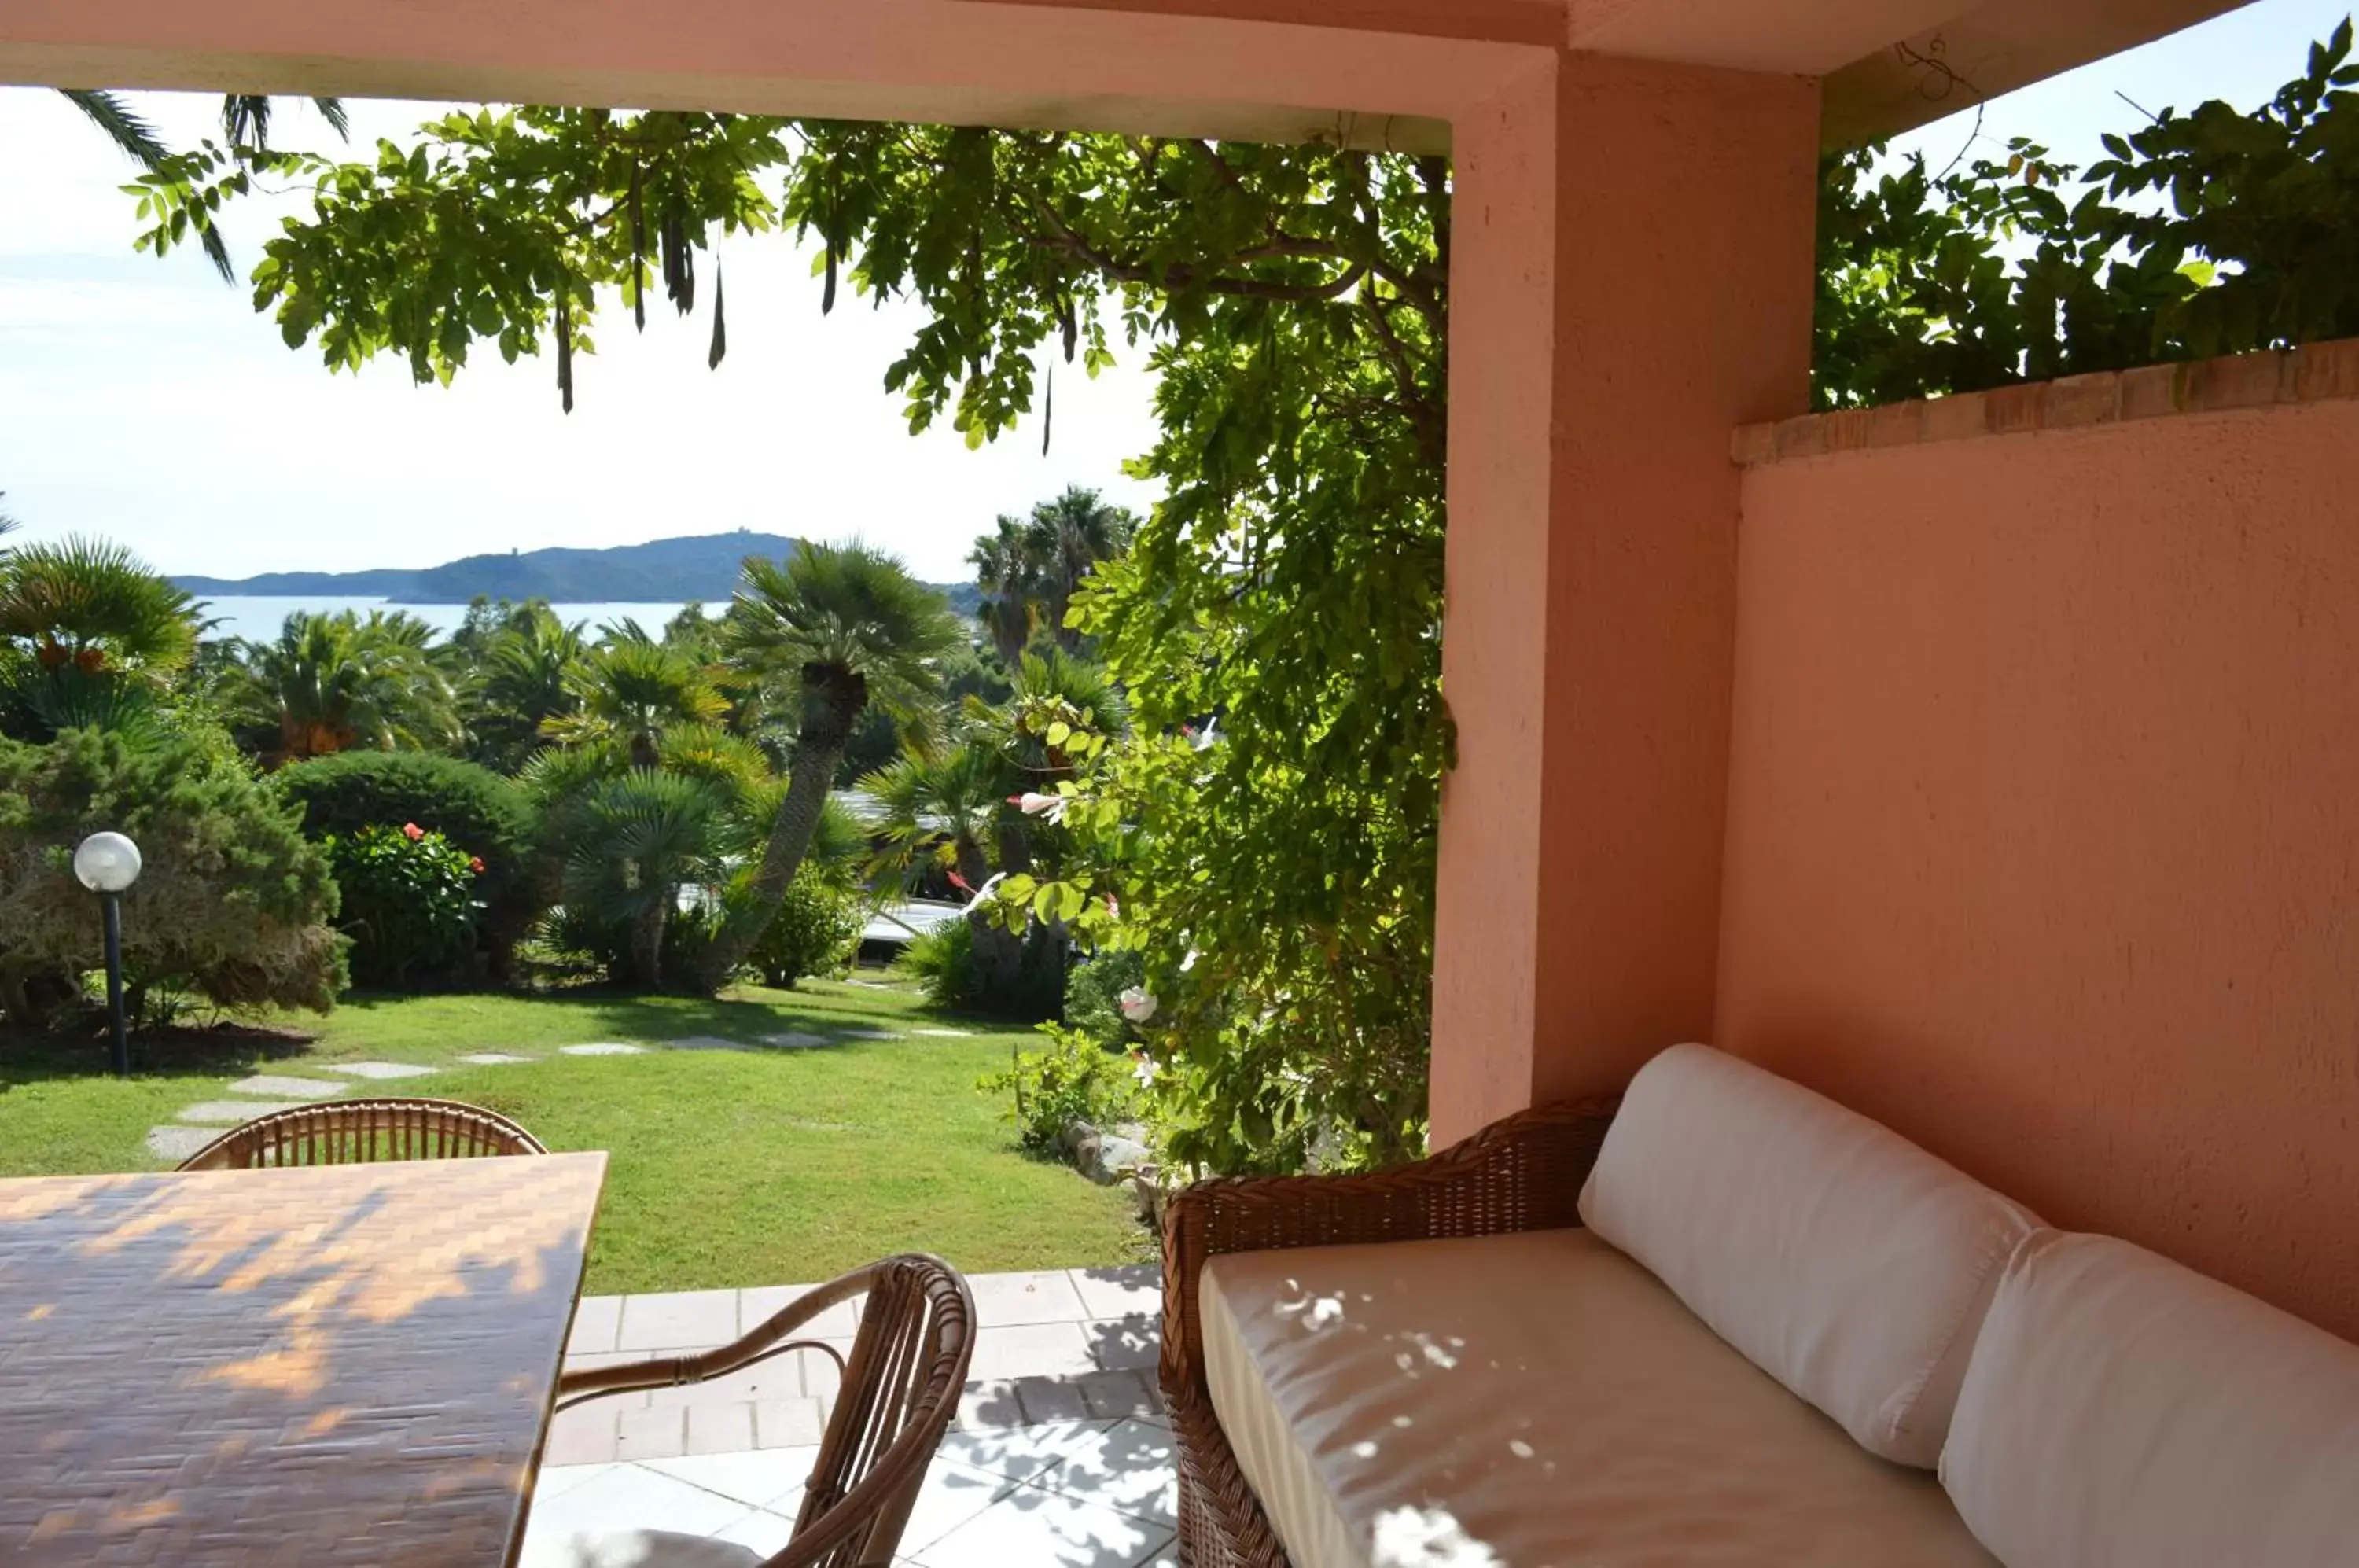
[1038,1419,1179,1526]
[912,1488,1173,1568]
[642,1447,819,1510]
[533,1462,622,1504]
[893,1459,1019,1555]
[933,1418,1110,1484]
[517,1463,753,1566]
[969,1269,1091,1327]
[970,1321,1096,1380]
[708,1507,800,1557]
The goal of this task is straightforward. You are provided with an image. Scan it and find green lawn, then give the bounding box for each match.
[0,979,1147,1294]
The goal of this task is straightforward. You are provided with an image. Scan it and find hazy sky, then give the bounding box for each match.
[0,0,2347,582]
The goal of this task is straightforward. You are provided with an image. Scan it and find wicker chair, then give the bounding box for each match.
[550,1253,975,1568]
[1157,1098,1621,1568]
[175,1097,548,1171]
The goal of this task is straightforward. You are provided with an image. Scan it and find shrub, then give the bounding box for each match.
[745,869,863,988]
[325,823,483,988]
[276,751,540,974]
[894,913,1066,1018]
[978,1023,1141,1154]
[0,727,344,1028]
[1064,947,1146,1045]
[892,916,978,1007]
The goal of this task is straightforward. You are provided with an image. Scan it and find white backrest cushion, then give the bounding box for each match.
[1941,1230,2359,1568]
[1577,1043,2039,1467]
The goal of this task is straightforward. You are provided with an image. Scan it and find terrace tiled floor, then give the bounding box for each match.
[525,1264,1175,1566]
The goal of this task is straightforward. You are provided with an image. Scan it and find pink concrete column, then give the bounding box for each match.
[1430,51,1820,1143]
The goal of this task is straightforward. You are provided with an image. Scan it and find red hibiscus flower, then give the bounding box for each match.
[469,856,486,874]
[401,823,425,841]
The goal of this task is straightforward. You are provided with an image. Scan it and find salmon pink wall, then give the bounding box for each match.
[1718,397,2359,1342]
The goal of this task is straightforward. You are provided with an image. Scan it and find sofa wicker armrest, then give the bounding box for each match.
[1157,1099,1616,1568]
[1157,1097,1617,1415]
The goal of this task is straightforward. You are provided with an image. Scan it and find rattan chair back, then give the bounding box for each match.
[175,1097,548,1171]
[553,1253,974,1568]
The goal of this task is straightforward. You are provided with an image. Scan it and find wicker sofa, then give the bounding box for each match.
[1159,1044,2359,1568]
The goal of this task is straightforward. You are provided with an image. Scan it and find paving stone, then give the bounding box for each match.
[615,1405,688,1460]
[144,1125,216,1162]
[756,1032,832,1049]
[753,1397,827,1448]
[541,1404,620,1467]
[617,1288,739,1351]
[457,1052,533,1065]
[683,1401,757,1455]
[175,1100,307,1124]
[569,1294,623,1354]
[226,1073,346,1099]
[971,1268,1091,1327]
[955,1379,1029,1430]
[1069,1264,1161,1321]
[836,1029,902,1040]
[1073,1369,1163,1424]
[1084,1318,1161,1373]
[561,1042,647,1056]
[739,1283,863,1339]
[912,1029,973,1037]
[333,1060,436,1080]
[664,1035,745,1051]
[970,1322,1096,1382]
[1014,1376,1091,1424]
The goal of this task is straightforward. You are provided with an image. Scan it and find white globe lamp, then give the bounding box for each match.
[73,831,142,1075]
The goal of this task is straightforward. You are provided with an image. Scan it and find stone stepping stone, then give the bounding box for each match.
[145,1126,216,1162]
[757,1032,832,1050]
[178,1100,308,1124]
[561,1042,646,1056]
[457,1052,534,1066]
[912,1029,973,1038]
[665,1036,745,1052]
[836,1029,902,1041]
[228,1073,348,1099]
[333,1060,437,1080]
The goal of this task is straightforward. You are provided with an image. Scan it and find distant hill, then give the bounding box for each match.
[175,531,983,617]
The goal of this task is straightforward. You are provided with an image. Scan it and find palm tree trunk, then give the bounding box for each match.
[685,701,853,993]
[631,896,668,989]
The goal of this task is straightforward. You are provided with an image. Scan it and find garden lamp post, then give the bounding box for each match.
[72,831,142,1077]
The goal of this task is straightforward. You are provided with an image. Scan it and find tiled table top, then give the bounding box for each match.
[528,1264,1175,1566]
[0,1154,606,1567]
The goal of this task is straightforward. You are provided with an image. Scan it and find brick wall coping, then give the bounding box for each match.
[1733,337,2359,466]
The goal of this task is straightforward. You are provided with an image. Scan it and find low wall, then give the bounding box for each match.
[1717,341,2359,1342]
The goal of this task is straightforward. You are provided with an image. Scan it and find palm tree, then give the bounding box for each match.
[230,609,458,763]
[969,516,1041,666]
[543,639,727,770]
[688,540,960,992]
[558,770,729,989]
[465,606,587,769]
[1023,487,1136,652]
[0,536,200,673]
[58,90,347,282]
[966,488,1136,662]
[859,744,1010,893]
[0,535,202,738]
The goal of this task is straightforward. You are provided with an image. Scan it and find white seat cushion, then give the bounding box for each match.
[1202,1228,2000,1568]
[1577,1043,2039,1465]
[1941,1230,2359,1568]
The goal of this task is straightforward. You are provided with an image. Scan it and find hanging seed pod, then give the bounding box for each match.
[556,287,575,413]
[1042,357,1054,456]
[1059,296,1078,363]
[628,159,647,333]
[708,262,728,370]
